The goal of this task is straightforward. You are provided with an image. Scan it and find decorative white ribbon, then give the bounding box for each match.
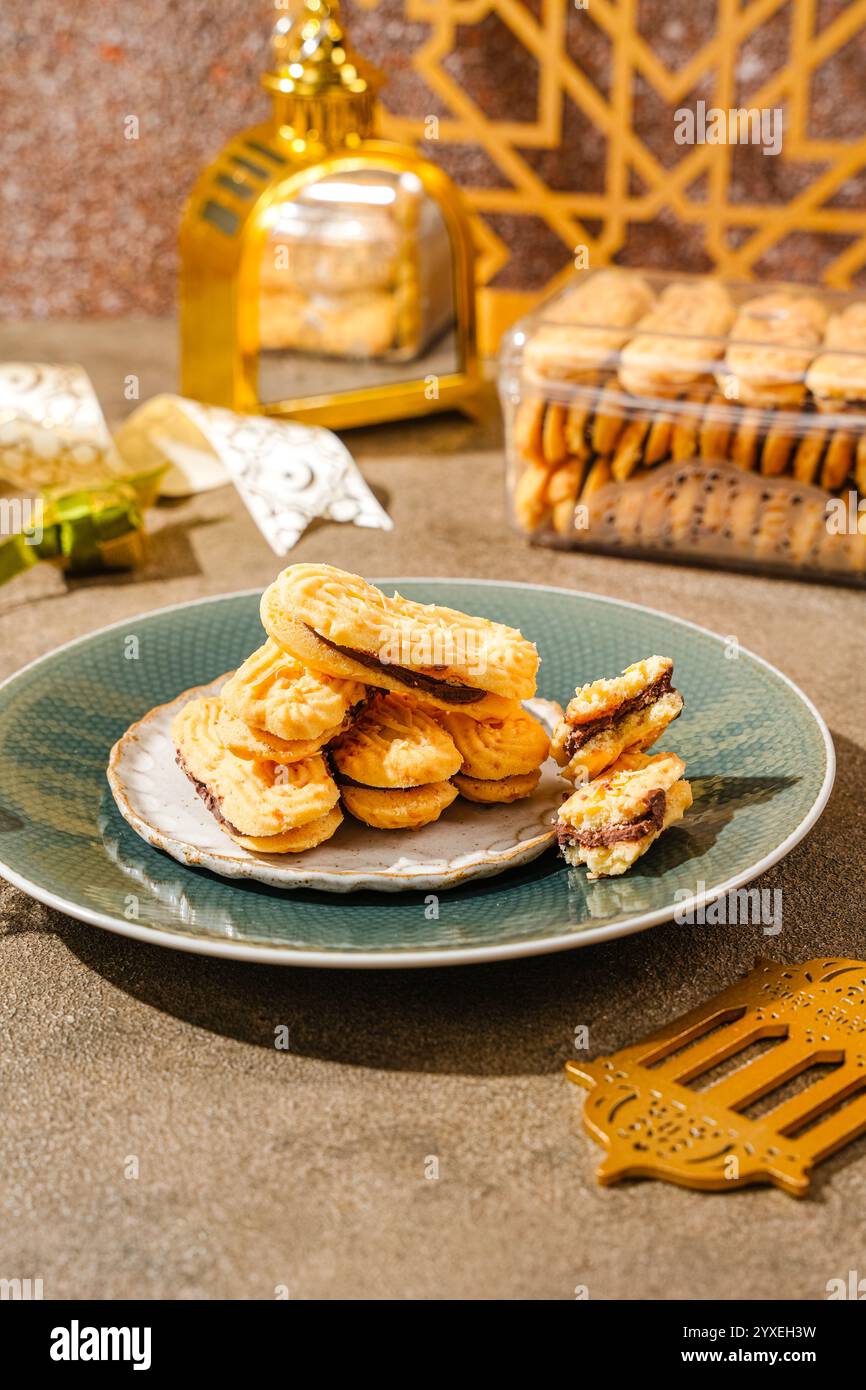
[115,394,392,553]
[0,364,392,555]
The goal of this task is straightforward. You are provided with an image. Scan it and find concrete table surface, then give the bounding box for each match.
[0,318,864,1301]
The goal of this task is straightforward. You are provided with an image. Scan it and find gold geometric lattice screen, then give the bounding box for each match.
[350,0,866,351]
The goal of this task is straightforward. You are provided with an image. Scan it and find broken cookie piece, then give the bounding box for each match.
[552,655,684,783]
[557,750,692,879]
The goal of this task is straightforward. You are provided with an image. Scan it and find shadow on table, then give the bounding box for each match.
[65,516,219,589]
[0,517,220,616]
[45,730,866,1079]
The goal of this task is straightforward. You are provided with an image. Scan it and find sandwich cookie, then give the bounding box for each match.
[721,292,827,408]
[172,696,341,850]
[557,749,692,879]
[522,269,655,382]
[329,692,461,830]
[618,281,735,397]
[440,707,550,804]
[260,563,538,720]
[552,655,684,783]
[806,302,866,411]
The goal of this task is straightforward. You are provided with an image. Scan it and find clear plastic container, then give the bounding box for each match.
[259,168,454,363]
[499,269,866,583]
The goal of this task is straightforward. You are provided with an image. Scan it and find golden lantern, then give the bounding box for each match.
[179,0,481,429]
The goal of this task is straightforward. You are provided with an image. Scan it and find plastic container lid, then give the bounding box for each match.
[499,268,866,437]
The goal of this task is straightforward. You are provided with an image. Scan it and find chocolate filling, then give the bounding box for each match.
[310,627,487,705]
[176,751,245,837]
[335,773,380,790]
[558,788,667,849]
[563,669,674,758]
[334,772,411,793]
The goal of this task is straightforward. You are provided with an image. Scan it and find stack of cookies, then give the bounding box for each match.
[261,564,549,828]
[171,564,549,851]
[171,640,364,853]
[168,572,695,880]
[515,273,866,503]
[329,692,462,830]
[553,656,692,879]
[171,694,345,853]
[258,198,400,359]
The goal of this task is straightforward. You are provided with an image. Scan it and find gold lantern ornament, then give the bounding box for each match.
[180,0,481,429]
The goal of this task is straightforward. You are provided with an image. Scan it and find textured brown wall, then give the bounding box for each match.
[2,0,865,318]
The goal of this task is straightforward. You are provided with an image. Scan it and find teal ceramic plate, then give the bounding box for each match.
[0,580,834,968]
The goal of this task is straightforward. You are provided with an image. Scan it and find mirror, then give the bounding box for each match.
[256,166,460,406]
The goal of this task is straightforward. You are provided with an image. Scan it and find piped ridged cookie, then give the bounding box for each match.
[220,639,365,742]
[229,805,344,853]
[452,770,541,804]
[172,696,340,840]
[329,692,461,788]
[523,270,655,382]
[722,292,827,408]
[440,708,550,780]
[618,281,735,397]
[260,563,538,718]
[807,302,866,410]
[215,706,334,765]
[341,780,458,831]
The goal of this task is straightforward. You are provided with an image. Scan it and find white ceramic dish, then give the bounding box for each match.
[108,682,564,894]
